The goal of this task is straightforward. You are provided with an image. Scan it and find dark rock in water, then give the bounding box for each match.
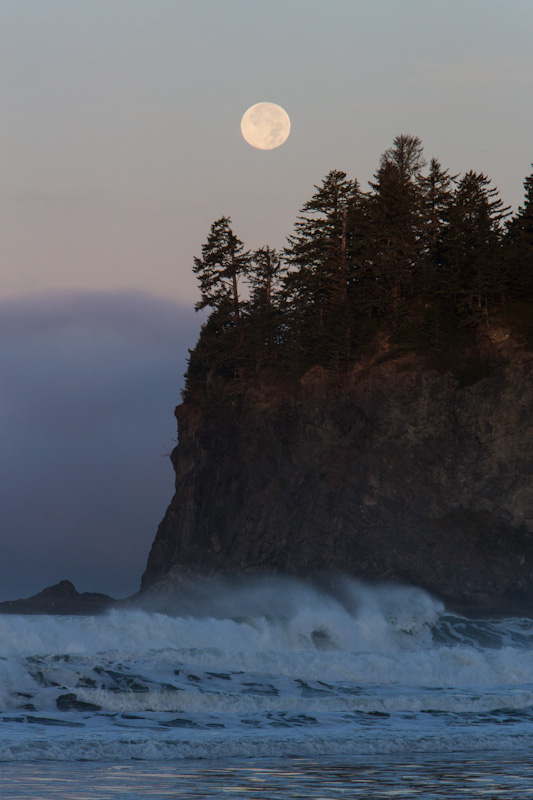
[56,693,102,712]
[159,717,200,728]
[141,332,533,617]
[0,580,115,615]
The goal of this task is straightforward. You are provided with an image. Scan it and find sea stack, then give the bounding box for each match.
[142,331,533,616]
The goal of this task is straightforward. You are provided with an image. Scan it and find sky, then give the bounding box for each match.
[1,0,533,600]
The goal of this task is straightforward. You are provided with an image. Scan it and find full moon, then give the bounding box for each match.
[241,102,291,150]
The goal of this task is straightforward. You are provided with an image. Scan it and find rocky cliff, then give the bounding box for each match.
[142,331,533,615]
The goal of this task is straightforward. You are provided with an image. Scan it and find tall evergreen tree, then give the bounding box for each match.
[418,158,457,270]
[249,246,285,312]
[360,135,426,318]
[245,247,287,367]
[284,170,359,302]
[192,216,250,321]
[283,170,360,368]
[381,133,426,179]
[412,158,459,348]
[440,171,510,324]
[187,217,250,392]
[506,168,533,299]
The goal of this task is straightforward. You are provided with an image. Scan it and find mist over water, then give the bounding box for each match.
[2,576,533,765]
[0,290,203,600]
[2,574,442,660]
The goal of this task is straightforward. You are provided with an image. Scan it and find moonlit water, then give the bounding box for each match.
[2,576,533,797]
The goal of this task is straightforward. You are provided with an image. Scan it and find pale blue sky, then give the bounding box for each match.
[2,0,533,302]
[1,1,533,599]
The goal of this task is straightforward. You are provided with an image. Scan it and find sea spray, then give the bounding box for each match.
[2,576,533,761]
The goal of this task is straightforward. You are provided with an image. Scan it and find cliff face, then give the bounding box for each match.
[142,333,533,614]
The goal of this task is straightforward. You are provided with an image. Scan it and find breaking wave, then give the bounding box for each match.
[1,575,533,761]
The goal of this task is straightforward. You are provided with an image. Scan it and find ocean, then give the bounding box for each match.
[2,576,533,798]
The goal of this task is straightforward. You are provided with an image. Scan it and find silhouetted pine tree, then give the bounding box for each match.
[248,246,285,313]
[193,217,250,321]
[440,172,510,326]
[359,135,426,331]
[506,168,533,299]
[382,133,427,179]
[418,158,458,286]
[187,217,250,390]
[414,158,459,349]
[283,170,360,370]
[245,247,287,369]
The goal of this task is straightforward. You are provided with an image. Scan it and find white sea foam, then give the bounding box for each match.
[1,576,533,761]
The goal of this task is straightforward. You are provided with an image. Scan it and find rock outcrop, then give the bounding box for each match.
[142,331,533,616]
[0,580,115,615]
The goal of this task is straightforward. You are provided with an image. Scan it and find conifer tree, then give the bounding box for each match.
[284,171,359,291]
[245,247,287,367]
[192,216,249,322]
[418,158,457,271]
[187,217,250,391]
[381,133,426,180]
[408,158,459,347]
[249,246,285,312]
[506,168,533,299]
[283,170,360,368]
[440,171,510,324]
[360,135,426,319]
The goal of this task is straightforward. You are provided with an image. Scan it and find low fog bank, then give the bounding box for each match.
[0,290,203,601]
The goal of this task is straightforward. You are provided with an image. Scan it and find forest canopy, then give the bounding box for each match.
[185,135,533,398]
